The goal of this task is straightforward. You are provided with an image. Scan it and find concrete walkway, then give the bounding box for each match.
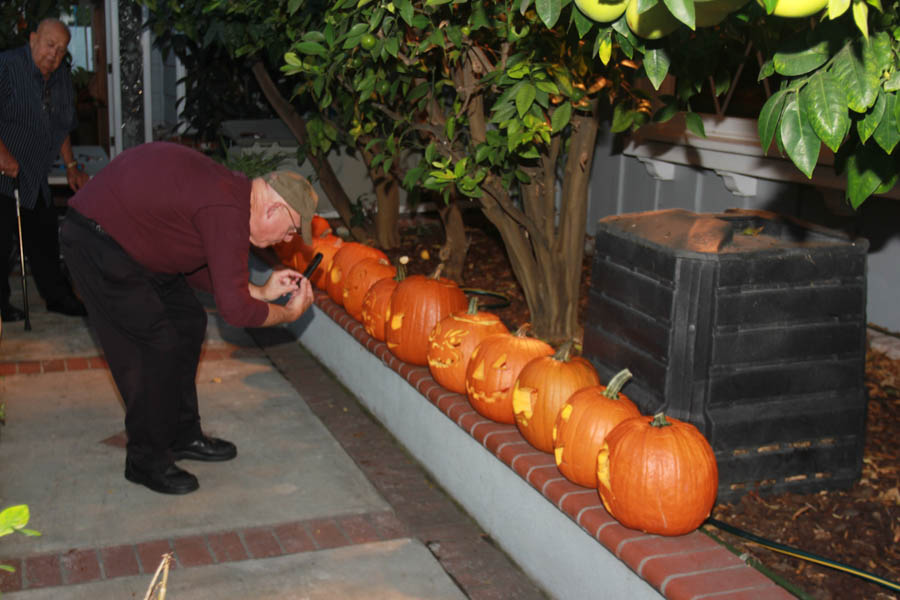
[0,275,546,599]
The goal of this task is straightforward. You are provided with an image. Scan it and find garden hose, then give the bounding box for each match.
[705,517,900,592]
[462,288,511,310]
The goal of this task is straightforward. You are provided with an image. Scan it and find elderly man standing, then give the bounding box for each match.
[61,141,319,495]
[0,17,90,322]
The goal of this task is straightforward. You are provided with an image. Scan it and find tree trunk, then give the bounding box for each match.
[360,145,401,249]
[438,199,468,282]
[250,61,368,242]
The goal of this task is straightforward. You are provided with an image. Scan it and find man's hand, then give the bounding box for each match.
[67,167,89,191]
[258,268,302,301]
[0,154,19,179]
[283,277,314,320]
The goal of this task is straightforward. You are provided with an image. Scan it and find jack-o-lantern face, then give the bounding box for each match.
[464,328,553,424]
[427,302,508,394]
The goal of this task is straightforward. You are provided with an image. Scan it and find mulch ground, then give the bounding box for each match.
[367,211,899,599]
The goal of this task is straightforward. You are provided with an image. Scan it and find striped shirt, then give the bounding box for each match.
[0,43,78,209]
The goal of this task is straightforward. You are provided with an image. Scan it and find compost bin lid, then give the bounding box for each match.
[596,208,865,254]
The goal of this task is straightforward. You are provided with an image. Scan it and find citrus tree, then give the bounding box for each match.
[141,0,898,344]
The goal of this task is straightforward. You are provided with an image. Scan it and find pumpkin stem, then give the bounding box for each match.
[467,295,479,314]
[650,412,672,428]
[513,323,533,337]
[552,339,575,362]
[429,263,445,280]
[602,368,633,399]
[394,260,407,282]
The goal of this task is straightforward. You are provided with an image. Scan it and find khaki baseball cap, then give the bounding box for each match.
[264,170,318,243]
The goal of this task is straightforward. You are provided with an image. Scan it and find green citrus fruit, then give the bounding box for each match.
[574,0,629,22]
[625,0,681,39]
[757,0,827,17]
[360,33,377,50]
[461,25,471,36]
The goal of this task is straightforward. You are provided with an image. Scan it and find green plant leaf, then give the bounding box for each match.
[610,103,635,132]
[773,39,829,76]
[516,82,537,118]
[846,142,894,208]
[828,0,851,18]
[780,95,820,178]
[857,88,886,143]
[800,71,850,152]
[0,505,29,534]
[295,41,327,56]
[535,0,562,28]
[663,0,695,29]
[685,112,706,137]
[551,102,572,133]
[758,89,788,154]
[851,0,868,38]
[873,93,900,153]
[831,44,879,112]
[643,48,671,91]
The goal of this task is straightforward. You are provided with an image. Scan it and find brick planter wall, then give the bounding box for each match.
[289,290,795,600]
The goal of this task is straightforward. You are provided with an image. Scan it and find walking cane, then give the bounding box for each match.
[13,182,31,331]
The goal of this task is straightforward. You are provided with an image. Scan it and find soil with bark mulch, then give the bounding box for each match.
[368,210,899,600]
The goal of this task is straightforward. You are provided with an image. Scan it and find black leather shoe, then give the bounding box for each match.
[172,435,237,462]
[125,461,199,495]
[1,304,25,322]
[46,295,87,317]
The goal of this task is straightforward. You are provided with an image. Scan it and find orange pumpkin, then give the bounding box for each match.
[272,215,333,272]
[306,233,344,289]
[465,325,554,424]
[326,242,387,306]
[552,369,641,488]
[597,412,719,536]
[385,265,467,366]
[343,257,396,321]
[426,297,509,394]
[361,276,399,341]
[512,341,600,453]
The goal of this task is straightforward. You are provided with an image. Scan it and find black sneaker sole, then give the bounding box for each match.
[125,468,199,495]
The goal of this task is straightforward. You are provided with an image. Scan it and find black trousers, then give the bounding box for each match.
[60,211,206,471]
[1,191,73,306]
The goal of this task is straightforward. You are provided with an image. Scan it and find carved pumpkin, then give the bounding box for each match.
[343,257,396,321]
[361,276,399,341]
[552,369,641,488]
[597,412,719,536]
[427,297,509,394]
[512,341,600,453]
[385,265,467,366]
[307,233,344,289]
[326,243,388,306]
[465,325,554,424]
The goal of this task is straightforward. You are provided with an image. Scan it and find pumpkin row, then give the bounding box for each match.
[274,223,718,537]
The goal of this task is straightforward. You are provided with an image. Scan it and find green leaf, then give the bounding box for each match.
[758,89,788,154]
[828,0,851,18]
[758,58,775,81]
[873,93,900,153]
[535,0,562,28]
[295,41,327,56]
[885,72,900,93]
[643,48,671,91]
[347,23,369,37]
[799,71,850,152]
[780,95,821,178]
[0,564,15,572]
[685,112,706,137]
[857,88,886,143]
[551,102,573,133]
[0,505,29,534]
[663,0,695,29]
[395,0,414,25]
[851,0,868,38]
[610,104,635,133]
[773,39,829,76]
[516,82,537,118]
[831,44,879,112]
[846,142,894,208]
[598,34,612,66]
[653,103,679,123]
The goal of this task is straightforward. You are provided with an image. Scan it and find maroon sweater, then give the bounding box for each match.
[69,141,268,327]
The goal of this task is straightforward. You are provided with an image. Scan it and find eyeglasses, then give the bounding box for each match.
[280,203,301,237]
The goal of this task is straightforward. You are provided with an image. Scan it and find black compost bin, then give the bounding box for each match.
[582,208,869,503]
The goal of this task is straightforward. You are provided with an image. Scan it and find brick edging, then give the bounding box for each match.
[0,510,406,593]
[312,291,794,600]
[0,347,263,376]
